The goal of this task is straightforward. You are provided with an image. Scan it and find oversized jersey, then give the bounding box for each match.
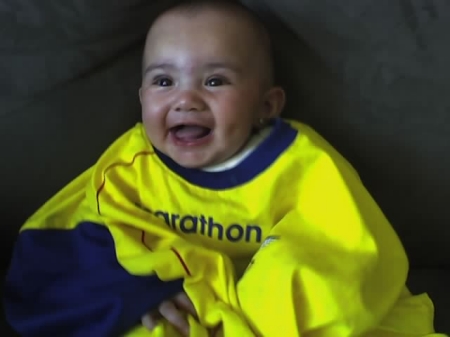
[4,118,444,336]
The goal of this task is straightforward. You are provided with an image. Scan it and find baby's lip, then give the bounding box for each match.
[167,118,213,130]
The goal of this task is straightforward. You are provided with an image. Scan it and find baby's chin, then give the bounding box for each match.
[162,140,245,169]
[173,156,220,170]
[167,151,217,169]
[169,151,230,170]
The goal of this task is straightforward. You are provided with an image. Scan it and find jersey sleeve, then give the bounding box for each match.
[3,128,184,336]
[4,222,183,337]
[237,123,412,336]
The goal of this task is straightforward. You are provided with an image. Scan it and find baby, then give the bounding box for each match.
[4,1,445,336]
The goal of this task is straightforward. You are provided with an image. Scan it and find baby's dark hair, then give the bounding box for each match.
[147,0,275,86]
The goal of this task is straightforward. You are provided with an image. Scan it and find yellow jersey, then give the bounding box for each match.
[4,118,444,336]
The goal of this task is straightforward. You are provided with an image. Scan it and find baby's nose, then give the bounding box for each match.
[174,90,206,112]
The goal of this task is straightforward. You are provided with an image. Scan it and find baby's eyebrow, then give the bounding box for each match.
[143,62,242,75]
[143,62,175,75]
[203,62,242,73]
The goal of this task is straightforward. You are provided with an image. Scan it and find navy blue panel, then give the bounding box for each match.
[154,118,298,189]
[4,222,183,337]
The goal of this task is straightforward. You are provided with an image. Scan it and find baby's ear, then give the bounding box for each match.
[262,86,286,119]
[138,88,143,104]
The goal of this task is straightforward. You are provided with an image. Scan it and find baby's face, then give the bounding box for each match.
[140,8,273,168]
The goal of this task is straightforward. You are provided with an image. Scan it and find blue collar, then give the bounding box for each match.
[153,118,297,190]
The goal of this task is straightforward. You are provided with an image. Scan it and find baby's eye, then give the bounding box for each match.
[205,77,227,87]
[153,77,173,87]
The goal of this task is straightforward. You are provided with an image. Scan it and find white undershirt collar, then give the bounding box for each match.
[202,126,273,172]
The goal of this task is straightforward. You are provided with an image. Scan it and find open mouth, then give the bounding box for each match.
[169,124,212,143]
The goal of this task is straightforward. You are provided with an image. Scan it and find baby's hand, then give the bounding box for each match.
[141,292,197,337]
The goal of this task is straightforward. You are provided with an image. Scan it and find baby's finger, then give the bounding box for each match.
[141,312,160,331]
[173,292,197,318]
[159,300,190,336]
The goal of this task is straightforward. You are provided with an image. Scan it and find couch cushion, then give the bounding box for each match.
[0,0,178,98]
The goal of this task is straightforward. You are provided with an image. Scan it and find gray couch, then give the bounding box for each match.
[1,0,449,335]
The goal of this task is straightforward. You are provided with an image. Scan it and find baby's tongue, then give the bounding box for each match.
[174,125,210,140]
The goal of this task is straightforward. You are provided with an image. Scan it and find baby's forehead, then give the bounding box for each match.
[145,9,262,60]
[149,5,262,40]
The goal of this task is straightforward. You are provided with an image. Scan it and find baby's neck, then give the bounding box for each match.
[201,126,273,172]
